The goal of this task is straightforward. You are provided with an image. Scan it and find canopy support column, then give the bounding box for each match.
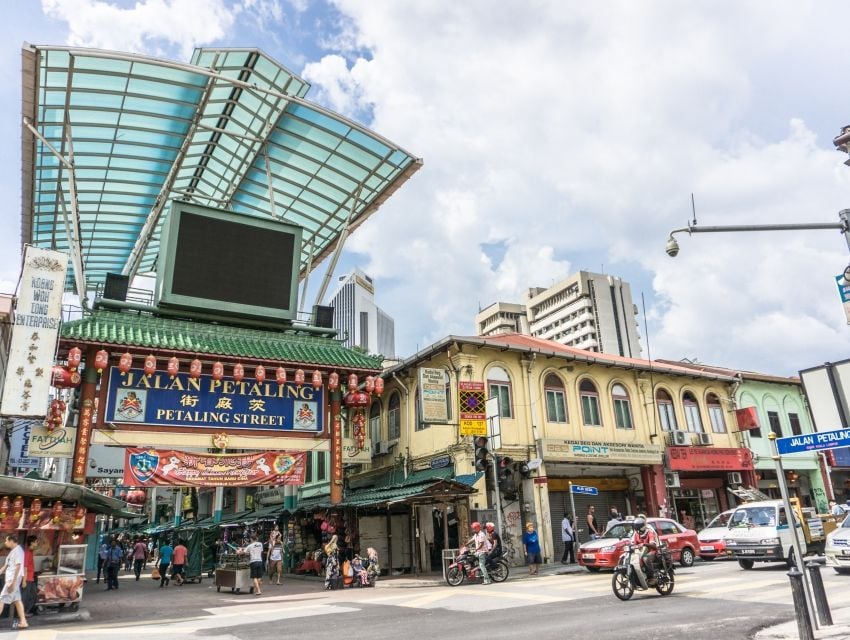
[314,187,362,307]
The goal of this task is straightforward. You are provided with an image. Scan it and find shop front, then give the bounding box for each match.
[827,448,850,506]
[539,438,664,560]
[666,446,756,530]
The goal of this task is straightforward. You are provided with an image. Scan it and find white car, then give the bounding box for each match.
[697,509,734,561]
[825,513,850,575]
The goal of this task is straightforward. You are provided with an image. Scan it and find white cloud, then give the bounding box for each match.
[303,1,850,375]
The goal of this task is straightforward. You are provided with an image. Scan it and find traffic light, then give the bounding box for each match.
[474,436,489,471]
[498,457,517,499]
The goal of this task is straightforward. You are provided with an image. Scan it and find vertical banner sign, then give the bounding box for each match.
[418,367,448,423]
[1,247,68,416]
[837,275,850,325]
[8,419,39,469]
[72,397,94,484]
[458,381,487,436]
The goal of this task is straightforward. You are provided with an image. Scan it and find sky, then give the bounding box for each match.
[2,0,850,377]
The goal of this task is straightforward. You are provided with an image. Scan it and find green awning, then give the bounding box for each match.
[0,476,140,518]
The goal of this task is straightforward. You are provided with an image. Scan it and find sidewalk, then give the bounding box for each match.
[756,609,850,640]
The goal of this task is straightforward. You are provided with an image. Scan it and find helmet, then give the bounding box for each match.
[633,515,647,532]
[471,522,481,533]
[485,522,495,532]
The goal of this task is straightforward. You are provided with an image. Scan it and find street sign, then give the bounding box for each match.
[836,274,850,324]
[776,428,850,455]
[570,484,598,496]
[459,419,487,436]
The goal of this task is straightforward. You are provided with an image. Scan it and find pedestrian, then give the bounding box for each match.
[132,537,148,581]
[106,538,123,590]
[0,534,28,629]
[561,513,575,564]
[96,537,109,584]
[157,539,173,587]
[608,506,623,529]
[587,506,601,539]
[21,536,37,616]
[171,539,188,586]
[523,522,542,575]
[123,540,133,572]
[830,500,842,516]
[268,537,284,585]
[239,534,264,596]
[468,522,491,584]
[323,535,340,591]
[485,521,502,569]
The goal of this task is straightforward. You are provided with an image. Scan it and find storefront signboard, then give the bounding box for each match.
[27,425,76,458]
[735,407,760,431]
[667,446,754,471]
[123,448,307,487]
[541,438,663,465]
[342,438,372,463]
[418,368,448,423]
[8,419,39,469]
[104,368,324,432]
[86,444,126,478]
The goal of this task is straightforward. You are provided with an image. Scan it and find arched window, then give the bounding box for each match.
[764,396,783,438]
[579,379,601,426]
[706,393,726,433]
[369,400,382,444]
[487,366,513,418]
[612,383,633,429]
[388,392,401,440]
[683,391,703,433]
[656,389,677,431]
[544,374,567,423]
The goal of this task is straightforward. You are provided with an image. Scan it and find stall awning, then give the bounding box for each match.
[0,476,140,518]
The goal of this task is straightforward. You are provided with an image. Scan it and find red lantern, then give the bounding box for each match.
[51,501,63,524]
[275,367,287,384]
[67,347,82,371]
[94,349,109,374]
[348,374,358,392]
[328,372,339,391]
[118,352,132,375]
[365,376,375,394]
[12,496,23,519]
[190,359,202,379]
[30,498,41,522]
[167,357,179,378]
[50,366,80,388]
[255,365,266,383]
[74,505,87,529]
[312,370,322,389]
[233,363,244,383]
[374,377,384,397]
[212,362,224,381]
[143,354,156,377]
[295,369,305,385]
[0,497,8,519]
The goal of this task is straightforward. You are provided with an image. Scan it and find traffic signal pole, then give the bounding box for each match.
[490,453,504,540]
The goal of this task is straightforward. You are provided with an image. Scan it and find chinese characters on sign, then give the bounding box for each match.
[0,247,67,417]
[72,399,94,483]
[667,446,754,471]
[458,381,487,436]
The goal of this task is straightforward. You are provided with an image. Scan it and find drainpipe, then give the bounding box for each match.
[391,372,409,479]
[446,347,462,445]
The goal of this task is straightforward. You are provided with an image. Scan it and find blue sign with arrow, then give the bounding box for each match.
[776,428,850,455]
[570,484,598,496]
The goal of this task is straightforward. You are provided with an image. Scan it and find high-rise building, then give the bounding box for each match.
[329,268,395,358]
[475,271,642,357]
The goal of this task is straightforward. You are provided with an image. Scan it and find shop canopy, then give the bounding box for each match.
[0,475,140,518]
[20,45,421,297]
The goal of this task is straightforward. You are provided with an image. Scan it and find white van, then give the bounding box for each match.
[723,499,821,570]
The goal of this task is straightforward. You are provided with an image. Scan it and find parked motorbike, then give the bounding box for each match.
[445,546,510,586]
[612,543,674,600]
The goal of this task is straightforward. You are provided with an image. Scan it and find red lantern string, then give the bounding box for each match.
[233,363,244,383]
[255,365,266,383]
[212,362,224,381]
[328,372,339,391]
[167,356,180,378]
[294,369,305,385]
[118,352,132,375]
[94,349,109,374]
[67,347,82,371]
[189,359,202,379]
[312,370,322,389]
[143,354,156,377]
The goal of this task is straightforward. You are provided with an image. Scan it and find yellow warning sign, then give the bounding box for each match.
[460,419,487,436]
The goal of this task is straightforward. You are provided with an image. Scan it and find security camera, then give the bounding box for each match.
[665,236,680,257]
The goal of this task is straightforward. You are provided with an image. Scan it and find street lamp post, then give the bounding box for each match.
[665,210,850,257]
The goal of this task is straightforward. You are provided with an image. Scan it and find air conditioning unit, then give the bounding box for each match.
[693,433,712,446]
[667,431,688,446]
[372,442,387,456]
[728,472,743,486]
[664,472,681,488]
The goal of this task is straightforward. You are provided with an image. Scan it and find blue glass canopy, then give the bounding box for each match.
[21,45,421,295]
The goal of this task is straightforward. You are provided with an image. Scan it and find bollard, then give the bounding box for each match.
[806,560,833,627]
[788,566,815,640]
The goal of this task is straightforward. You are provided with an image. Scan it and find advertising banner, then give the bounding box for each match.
[123,448,307,487]
[0,246,68,417]
[8,419,39,469]
[418,368,448,423]
[86,444,126,478]
[459,381,486,436]
[541,438,664,465]
[104,368,324,432]
[667,446,754,471]
[27,425,76,458]
[342,438,372,463]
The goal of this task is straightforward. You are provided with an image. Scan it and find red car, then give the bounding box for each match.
[577,517,699,571]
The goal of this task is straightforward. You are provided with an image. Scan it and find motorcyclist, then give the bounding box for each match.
[484,522,502,569]
[630,515,659,580]
[467,522,492,585]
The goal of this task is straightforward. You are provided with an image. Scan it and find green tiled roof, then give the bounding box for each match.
[61,310,383,371]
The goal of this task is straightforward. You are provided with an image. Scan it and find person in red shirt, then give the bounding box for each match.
[132,537,148,581]
[171,540,188,586]
[629,515,660,579]
[21,536,37,615]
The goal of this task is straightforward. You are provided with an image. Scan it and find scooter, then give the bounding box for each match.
[445,546,510,586]
[612,543,675,601]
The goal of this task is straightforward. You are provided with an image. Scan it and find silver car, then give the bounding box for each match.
[825,513,850,575]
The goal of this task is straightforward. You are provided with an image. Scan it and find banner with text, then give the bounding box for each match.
[667,446,754,471]
[105,368,324,432]
[123,448,307,487]
[541,438,664,465]
[418,368,448,423]
[27,425,76,458]
[0,247,68,417]
[459,381,487,436]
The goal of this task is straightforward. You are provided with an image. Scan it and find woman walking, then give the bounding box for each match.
[323,535,339,591]
[268,538,284,585]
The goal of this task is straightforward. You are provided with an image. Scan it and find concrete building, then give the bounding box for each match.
[329,268,395,358]
[475,271,642,357]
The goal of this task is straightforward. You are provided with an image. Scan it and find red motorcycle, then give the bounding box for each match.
[445,546,509,586]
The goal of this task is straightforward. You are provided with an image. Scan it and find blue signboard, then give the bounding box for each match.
[570,484,598,496]
[776,428,850,455]
[104,367,324,432]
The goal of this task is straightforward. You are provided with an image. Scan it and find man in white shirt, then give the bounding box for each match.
[239,534,264,596]
[468,522,491,585]
[0,534,28,629]
[560,513,575,564]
